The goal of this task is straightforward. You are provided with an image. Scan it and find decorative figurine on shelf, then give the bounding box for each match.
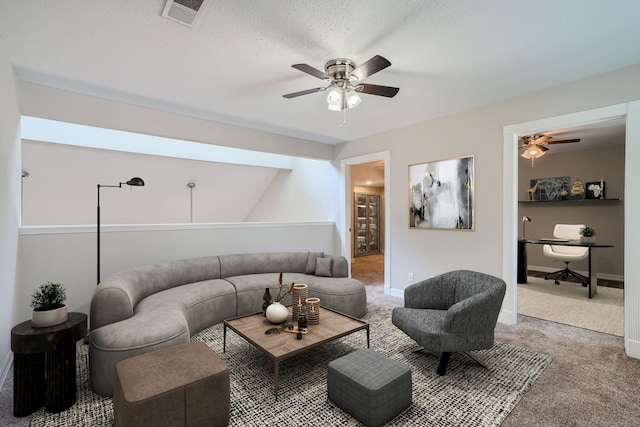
[571,179,585,198]
[527,180,542,201]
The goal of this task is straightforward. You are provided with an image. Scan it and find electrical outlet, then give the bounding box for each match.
[408,272,414,282]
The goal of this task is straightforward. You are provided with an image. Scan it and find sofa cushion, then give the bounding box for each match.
[305,251,324,274]
[315,257,333,277]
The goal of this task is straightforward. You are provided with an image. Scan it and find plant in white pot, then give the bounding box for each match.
[579,226,596,244]
[31,282,68,328]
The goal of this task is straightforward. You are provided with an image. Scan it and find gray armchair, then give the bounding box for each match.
[392,270,506,375]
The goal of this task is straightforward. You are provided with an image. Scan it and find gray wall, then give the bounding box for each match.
[518,145,625,277]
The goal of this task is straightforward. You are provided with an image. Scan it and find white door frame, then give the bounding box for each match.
[341,150,391,293]
[502,101,640,359]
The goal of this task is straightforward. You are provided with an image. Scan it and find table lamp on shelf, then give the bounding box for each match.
[522,216,532,239]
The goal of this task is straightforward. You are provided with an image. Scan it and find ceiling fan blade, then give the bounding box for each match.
[351,55,392,81]
[544,138,581,144]
[533,135,551,145]
[282,87,326,99]
[355,83,399,98]
[291,64,330,80]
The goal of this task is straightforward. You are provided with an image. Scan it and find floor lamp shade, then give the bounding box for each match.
[97,177,145,285]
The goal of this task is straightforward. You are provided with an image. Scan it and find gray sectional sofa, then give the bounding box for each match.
[89,251,367,396]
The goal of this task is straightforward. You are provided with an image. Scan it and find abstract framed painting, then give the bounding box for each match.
[408,155,474,230]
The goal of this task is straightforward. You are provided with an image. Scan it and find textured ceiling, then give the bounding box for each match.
[1,0,639,144]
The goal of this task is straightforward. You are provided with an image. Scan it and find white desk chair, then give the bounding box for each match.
[543,224,589,286]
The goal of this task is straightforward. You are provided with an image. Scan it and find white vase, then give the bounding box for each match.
[266,302,289,324]
[32,305,68,328]
[580,236,596,244]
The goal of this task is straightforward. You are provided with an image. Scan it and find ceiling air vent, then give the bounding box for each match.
[161,0,208,27]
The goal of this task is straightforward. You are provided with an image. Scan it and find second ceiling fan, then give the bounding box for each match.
[519,133,581,166]
[283,55,399,111]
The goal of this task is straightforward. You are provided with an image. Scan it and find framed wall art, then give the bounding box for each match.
[529,176,570,201]
[408,155,474,230]
[585,180,605,199]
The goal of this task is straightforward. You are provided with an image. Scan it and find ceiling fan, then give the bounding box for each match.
[518,133,581,166]
[282,55,399,111]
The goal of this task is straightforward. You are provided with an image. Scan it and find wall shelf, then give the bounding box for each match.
[518,198,621,204]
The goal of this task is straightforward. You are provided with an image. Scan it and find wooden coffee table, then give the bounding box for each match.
[223,306,369,399]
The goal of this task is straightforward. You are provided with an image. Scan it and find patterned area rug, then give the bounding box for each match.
[30,305,550,427]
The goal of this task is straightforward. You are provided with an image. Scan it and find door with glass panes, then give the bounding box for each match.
[354,193,380,257]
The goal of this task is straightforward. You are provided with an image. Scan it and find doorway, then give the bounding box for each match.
[351,161,385,285]
[502,100,640,359]
[341,151,391,294]
[515,120,625,336]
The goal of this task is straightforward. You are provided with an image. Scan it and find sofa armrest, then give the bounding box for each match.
[329,255,349,278]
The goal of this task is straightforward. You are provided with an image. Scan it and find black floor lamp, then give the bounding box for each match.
[97,177,145,285]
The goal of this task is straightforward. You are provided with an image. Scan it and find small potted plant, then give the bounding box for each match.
[579,226,596,244]
[31,281,68,328]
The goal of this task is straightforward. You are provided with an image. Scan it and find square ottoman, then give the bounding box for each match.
[113,341,230,427]
[328,348,412,427]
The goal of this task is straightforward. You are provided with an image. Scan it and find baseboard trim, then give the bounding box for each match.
[625,337,640,359]
[389,287,404,300]
[498,309,515,326]
[0,351,12,391]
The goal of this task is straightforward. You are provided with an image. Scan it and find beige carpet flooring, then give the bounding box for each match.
[518,276,624,336]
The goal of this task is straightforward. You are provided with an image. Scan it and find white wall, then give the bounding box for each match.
[245,157,341,222]
[21,140,283,225]
[19,82,335,161]
[0,37,21,385]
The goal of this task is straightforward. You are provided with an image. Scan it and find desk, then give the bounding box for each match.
[524,239,614,299]
[10,312,87,417]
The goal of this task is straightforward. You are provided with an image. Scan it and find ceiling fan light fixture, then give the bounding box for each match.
[520,144,548,167]
[345,89,361,109]
[520,144,548,159]
[327,87,343,111]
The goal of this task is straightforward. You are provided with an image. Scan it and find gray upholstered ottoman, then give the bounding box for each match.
[328,349,411,427]
[113,341,230,427]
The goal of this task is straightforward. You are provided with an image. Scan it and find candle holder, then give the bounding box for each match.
[305,297,320,325]
[291,284,308,322]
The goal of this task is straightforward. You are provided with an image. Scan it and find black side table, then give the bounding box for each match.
[10,312,87,417]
